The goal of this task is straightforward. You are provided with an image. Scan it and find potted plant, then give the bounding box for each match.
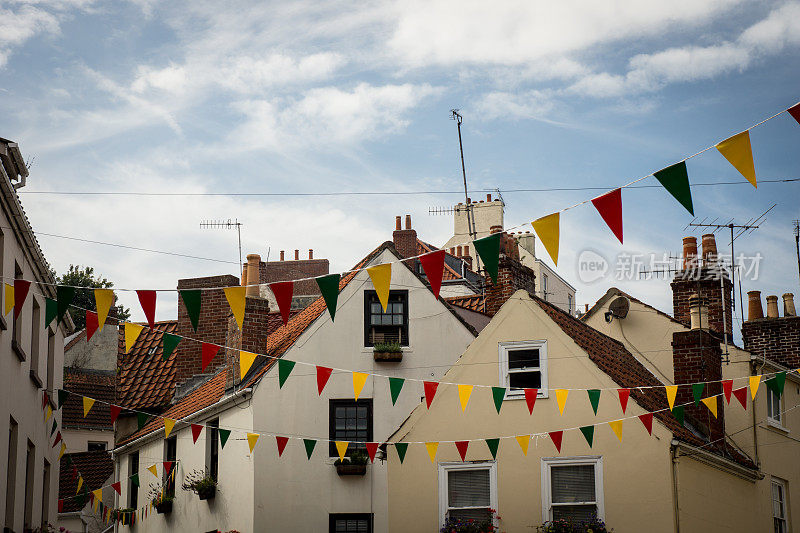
[148,484,174,514]
[537,517,611,532]
[373,341,403,362]
[440,509,499,532]
[182,469,217,500]
[334,450,368,475]
[111,508,135,523]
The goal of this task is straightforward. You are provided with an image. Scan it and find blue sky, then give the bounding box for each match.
[1,0,799,329]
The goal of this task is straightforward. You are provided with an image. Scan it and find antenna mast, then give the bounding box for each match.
[200,219,243,274]
[451,109,480,270]
[794,220,800,291]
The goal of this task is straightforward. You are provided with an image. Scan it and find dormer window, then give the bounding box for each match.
[364,290,408,346]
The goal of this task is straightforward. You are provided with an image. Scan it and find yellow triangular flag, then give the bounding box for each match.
[239,351,257,381]
[531,213,560,266]
[366,263,392,311]
[666,385,678,410]
[749,375,761,400]
[83,397,95,418]
[76,476,83,494]
[45,405,52,422]
[715,130,756,188]
[457,384,473,411]
[555,389,568,415]
[3,284,14,316]
[353,372,368,400]
[124,323,144,353]
[608,420,623,442]
[94,288,114,332]
[247,433,260,453]
[92,488,103,504]
[516,435,530,456]
[147,464,158,477]
[335,440,349,461]
[164,419,175,439]
[701,396,718,418]
[425,442,439,463]
[224,286,247,331]
[58,442,66,460]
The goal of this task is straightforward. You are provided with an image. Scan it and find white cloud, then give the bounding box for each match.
[473,90,556,122]
[0,4,58,66]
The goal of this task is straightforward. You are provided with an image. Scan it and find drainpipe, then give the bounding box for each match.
[750,360,761,468]
[671,445,681,533]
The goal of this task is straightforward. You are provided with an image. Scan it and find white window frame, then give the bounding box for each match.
[541,456,604,524]
[772,477,789,533]
[499,340,548,399]
[438,461,497,530]
[767,387,787,431]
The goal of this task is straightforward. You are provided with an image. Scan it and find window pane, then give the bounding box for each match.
[551,465,595,503]
[448,469,490,507]
[508,349,539,369]
[334,518,369,532]
[553,504,597,522]
[449,508,491,524]
[509,371,541,389]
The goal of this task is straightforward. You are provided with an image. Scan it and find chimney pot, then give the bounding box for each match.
[463,244,469,257]
[309,249,313,260]
[405,214,412,230]
[449,247,455,255]
[783,293,796,317]
[701,234,718,265]
[747,290,763,321]
[280,250,285,261]
[766,295,780,318]
[241,265,248,287]
[456,245,462,257]
[294,249,299,261]
[487,194,492,202]
[246,254,261,297]
[682,236,698,269]
[490,225,503,235]
[395,216,401,231]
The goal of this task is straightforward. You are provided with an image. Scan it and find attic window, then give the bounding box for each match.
[498,341,548,398]
[364,290,408,347]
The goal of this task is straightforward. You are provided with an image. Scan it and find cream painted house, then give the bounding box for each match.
[387,288,775,533]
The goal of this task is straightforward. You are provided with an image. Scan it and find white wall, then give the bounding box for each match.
[62,429,114,454]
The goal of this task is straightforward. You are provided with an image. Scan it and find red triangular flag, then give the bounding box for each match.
[316,366,333,395]
[58,499,64,513]
[201,343,220,372]
[86,311,99,342]
[162,461,173,474]
[109,405,122,424]
[524,388,538,414]
[191,424,203,443]
[111,482,121,495]
[136,290,157,328]
[270,281,294,326]
[52,432,61,448]
[89,492,94,505]
[42,391,49,410]
[71,465,77,480]
[14,279,31,319]
[455,441,469,462]
[276,436,289,456]
[591,188,623,244]
[549,431,563,453]
[365,442,379,463]
[639,413,653,436]
[722,380,733,404]
[618,388,630,414]
[733,387,748,409]
[788,103,800,125]
[419,250,445,299]
[423,381,438,409]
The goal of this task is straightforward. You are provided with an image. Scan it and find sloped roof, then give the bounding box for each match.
[116,320,177,410]
[445,294,486,313]
[59,451,114,512]
[416,239,465,281]
[63,368,115,430]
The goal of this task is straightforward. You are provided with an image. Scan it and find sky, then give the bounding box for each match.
[1,0,800,330]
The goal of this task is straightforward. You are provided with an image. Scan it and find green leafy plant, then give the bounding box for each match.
[182,468,217,498]
[334,450,369,466]
[147,483,174,505]
[537,517,611,532]
[373,342,402,353]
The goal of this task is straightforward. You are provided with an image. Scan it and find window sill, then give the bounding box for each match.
[765,419,790,434]
[506,390,549,400]
[12,339,27,361]
[29,369,43,389]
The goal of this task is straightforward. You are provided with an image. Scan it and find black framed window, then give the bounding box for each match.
[128,451,139,509]
[364,290,408,346]
[329,399,372,457]
[164,436,177,497]
[207,419,219,481]
[329,513,372,533]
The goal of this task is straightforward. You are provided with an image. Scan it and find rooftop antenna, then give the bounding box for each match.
[200,219,243,274]
[451,109,480,271]
[794,220,800,291]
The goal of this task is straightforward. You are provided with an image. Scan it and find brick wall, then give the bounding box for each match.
[485,233,536,316]
[260,258,329,296]
[671,271,733,342]
[672,329,725,447]
[175,275,239,389]
[742,316,800,368]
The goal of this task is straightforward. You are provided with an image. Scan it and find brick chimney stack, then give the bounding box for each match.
[743,290,800,368]
[484,229,536,316]
[245,254,261,297]
[672,294,725,447]
[671,233,733,342]
[392,214,418,259]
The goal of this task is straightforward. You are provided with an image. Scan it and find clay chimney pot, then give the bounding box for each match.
[490,225,503,235]
[456,245,462,257]
[747,291,763,321]
[783,293,796,317]
[246,254,261,297]
[701,234,718,265]
[405,214,412,230]
[279,250,284,261]
[241,265,248,287]
[682,236,698,269]
[766,295,780,318]
[395,216,401,231]
[294,249,299,261]
[487,193,492,202]
[309,249,313,260]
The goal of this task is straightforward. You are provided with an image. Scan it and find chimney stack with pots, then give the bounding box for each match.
[392,214,418,259]
[484,230,536,316]
[743,289,800,368]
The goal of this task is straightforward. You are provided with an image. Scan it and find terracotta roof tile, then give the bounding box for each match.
[63,368,116,430]
[116,320,177,410]
[445,294,486,313]
[59,451,114,512]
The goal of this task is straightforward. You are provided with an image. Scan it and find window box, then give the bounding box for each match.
[373,342,403,362]
[198,486,216,500]
[335,463,367,476]
[155,500,173,514]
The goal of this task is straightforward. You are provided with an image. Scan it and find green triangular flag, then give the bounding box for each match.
[76,486,87,507]
[395,442,408,464]
[218,429,231,449]
[278,359,296,388]
[389,377,405,406]
[492,387,506,414]
[45,298,58,327]
[766,372,786,397]
[162,333,181,361]
[485,438,499,459]
[672,405,685,426]
[57,389,70,409]
[473,233,502,283]
[692,383,704,406]
[653,161,694,216]
[179,290,202,332]
[56,286,75,324]
[315,274,341,322]
[136,412,149,430]
[50,419,58,437]
[303,439,316,460]
[130,473,140,487]
[580,425,594,447]
[587,389,601,415]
